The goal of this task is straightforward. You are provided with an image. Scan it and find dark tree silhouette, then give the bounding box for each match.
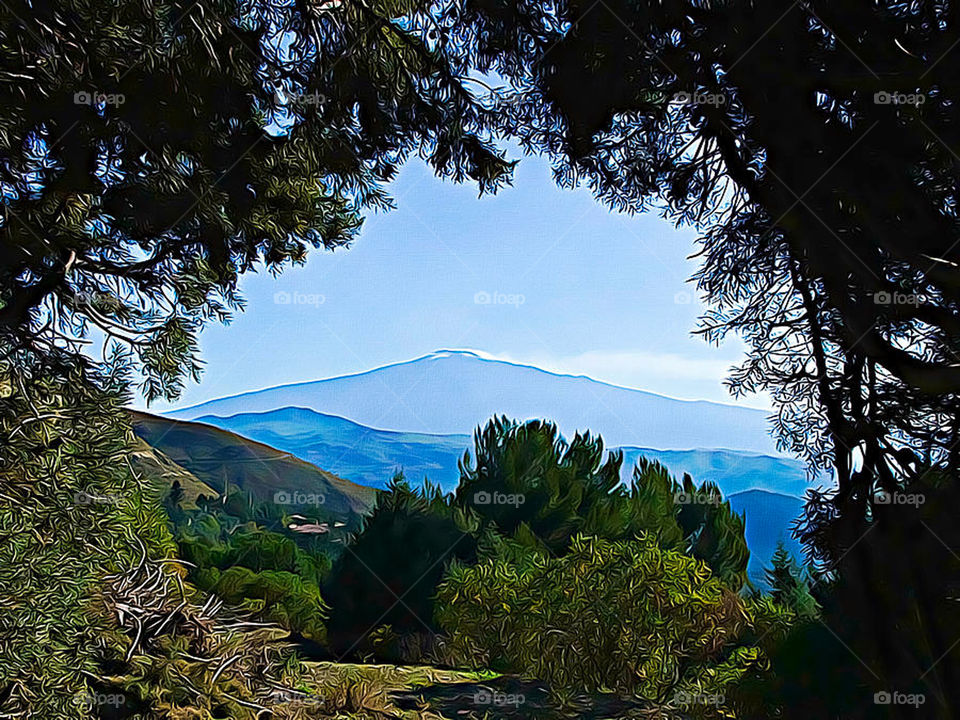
[447,2,960,714]
[451,0,960,493]
[0,0,512,399]
[324,475,478,660]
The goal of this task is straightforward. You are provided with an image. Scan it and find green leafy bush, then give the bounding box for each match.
[0,355,178,718]
[324,475,479,659]
[436,533,771,714]
[175,517,331,641]
[205,566,328,641]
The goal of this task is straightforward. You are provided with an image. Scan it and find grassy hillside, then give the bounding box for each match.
[129,436,219,508]
[195,407,471,489]
[130,410,376,521]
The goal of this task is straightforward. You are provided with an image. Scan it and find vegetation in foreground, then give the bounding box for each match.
[143,414,820,718]
[0,353,815,719]
[3,0,960,716]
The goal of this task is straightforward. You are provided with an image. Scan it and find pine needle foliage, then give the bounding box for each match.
[0,0,513,400]
[0,349,177,717]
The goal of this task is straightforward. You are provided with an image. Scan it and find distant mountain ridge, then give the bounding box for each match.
[193,406,817,498]
[168,349,780,454]
[182,407,808,584]
[727,489,806,584]
[163,350,815,582]
[194,406,470,490]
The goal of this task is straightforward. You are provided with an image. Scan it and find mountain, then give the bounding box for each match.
[728,489,807,584]
[185,407,811,582]
[128,436,219,508]
[130,411,376,521]
[193,407,817,498]
[167,350,779,454]
[618,447,814,497]
[194,407,470,490]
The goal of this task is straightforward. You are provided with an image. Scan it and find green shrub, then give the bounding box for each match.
[324,475,478,659]
[327,418,754,669]
[0,356,178,718]
[176,522,331,641]
[210,566,328,641]
[436,533,771,714]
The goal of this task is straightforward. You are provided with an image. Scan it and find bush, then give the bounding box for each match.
[435,533,770,713]
[207,566,328,642]
[0,355,179,718]
[176,522,331,641]
[324,476,478,659]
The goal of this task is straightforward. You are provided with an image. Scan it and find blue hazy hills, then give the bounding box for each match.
[167,350,824,582]
[192,406,816,582]
[169,350,781,454]
[192,406,810,496]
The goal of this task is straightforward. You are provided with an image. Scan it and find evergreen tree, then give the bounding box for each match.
[453,417,750,587]
[455,416,622,553]
[605,459,686,551]
[453,0,960,462]
[324,475,478,658]
[765,541,818,620]
[163,479,186,524]
[674,475,750,589]
[0,0,512,400]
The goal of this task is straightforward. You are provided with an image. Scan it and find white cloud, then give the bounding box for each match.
[543,349,733,383]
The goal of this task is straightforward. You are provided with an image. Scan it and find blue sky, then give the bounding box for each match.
[144,146,760,413]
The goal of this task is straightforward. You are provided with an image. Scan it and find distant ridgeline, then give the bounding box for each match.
[152,350,828,584]
[135,415,822,585]
[167,350,783,453]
